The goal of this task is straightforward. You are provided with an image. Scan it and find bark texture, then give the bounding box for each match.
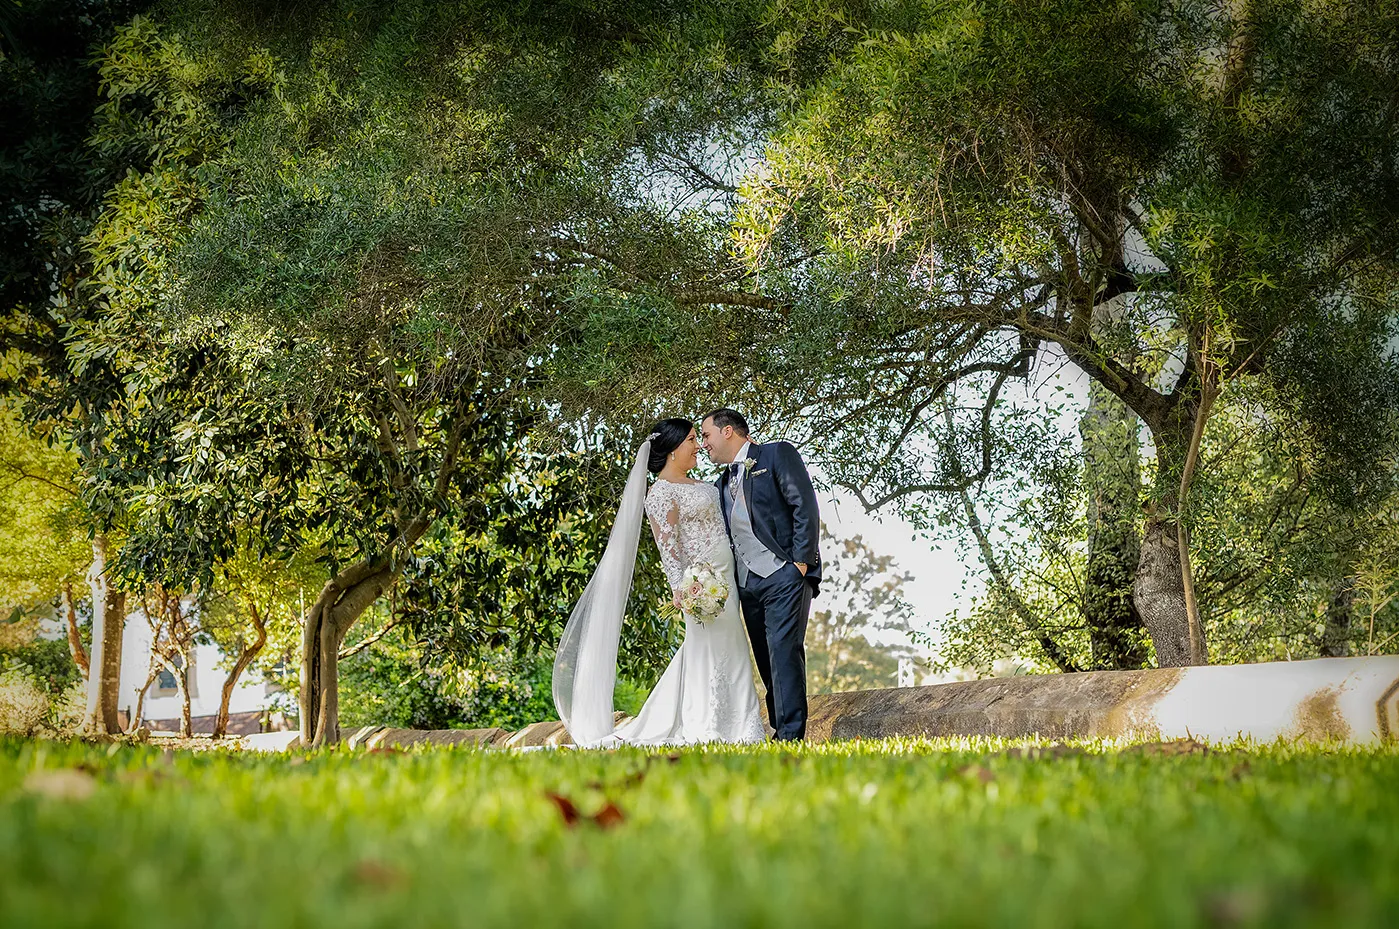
[1132,407,1208,668]
[82,534,126,736]
[61,582,89,676]
[1135,514,1195,667]
[300,557,405,748]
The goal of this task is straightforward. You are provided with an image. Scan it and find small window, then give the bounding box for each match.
[154,655,185,695]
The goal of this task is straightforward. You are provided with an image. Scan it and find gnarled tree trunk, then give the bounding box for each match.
[299,558,399,748]
[83,534,126,736]
[129,666,159,734]
[173,652,193,737]
[1134,419,1207,668]
[1135,514,1194,667]
[297,395,466,748]
[299,517,439,748]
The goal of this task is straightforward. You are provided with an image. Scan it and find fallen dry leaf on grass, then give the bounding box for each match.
[545,792,628,829]
[592,801,626,829]
[23,768,97,800]
[545,791,581,827]
[352,859,408,890]
[957,764,997,784]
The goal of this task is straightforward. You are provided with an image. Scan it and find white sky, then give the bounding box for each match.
[815,480,971,654]
[807,349,1094,661]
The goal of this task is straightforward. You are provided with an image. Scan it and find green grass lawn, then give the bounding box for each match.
[2,736,1396,928]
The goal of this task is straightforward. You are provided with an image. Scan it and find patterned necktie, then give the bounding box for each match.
[728,462,742,499]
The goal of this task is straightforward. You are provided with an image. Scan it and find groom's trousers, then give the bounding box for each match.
[739,563,812,741]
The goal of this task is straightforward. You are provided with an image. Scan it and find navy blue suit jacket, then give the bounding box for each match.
[717,441,822,597]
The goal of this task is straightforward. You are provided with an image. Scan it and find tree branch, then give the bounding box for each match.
[959,486,1082,673]
[338,616,403,660]
[659,149,739,194]
[0,460,79,498]
[842,357,1026,510]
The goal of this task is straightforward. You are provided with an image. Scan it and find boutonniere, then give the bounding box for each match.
[742,457,759,475]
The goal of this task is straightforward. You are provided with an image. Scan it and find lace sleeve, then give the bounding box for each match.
[645,487,684,592]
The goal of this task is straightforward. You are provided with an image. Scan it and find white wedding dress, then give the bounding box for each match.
[552,441,767,748]
[611,480,767,746]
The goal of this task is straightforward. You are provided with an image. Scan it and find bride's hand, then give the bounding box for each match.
[672,591,683,609]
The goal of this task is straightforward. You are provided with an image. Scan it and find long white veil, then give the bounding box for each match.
[552,437,654,748]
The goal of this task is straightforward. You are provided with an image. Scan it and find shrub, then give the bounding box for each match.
[337,647,473,731]
[48,681,86,735]
[0,637,82,695]
[0,668,50,736]
[452,651,651,732]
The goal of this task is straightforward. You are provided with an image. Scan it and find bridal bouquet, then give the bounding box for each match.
[678,562,729,623]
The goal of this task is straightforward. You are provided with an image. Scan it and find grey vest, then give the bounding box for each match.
[729,472,785,586]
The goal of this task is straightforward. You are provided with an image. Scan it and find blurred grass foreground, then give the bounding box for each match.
[2,736,1397,928]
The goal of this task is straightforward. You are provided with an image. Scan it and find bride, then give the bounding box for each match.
[553,418,767,747]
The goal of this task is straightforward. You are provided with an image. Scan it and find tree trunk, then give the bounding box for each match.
[83,534,126,736]
[214,602,267,739]
[1134,423,1207,667]
[299,589,321,745]
[1174,376,1218,665]
[300,557,403,748]
[1080,380,1149,670]
[296,408,463,748]
[174,650,192,738]
[61,581,89,677]
[1135,516,1194,667]
[129,668,159,733]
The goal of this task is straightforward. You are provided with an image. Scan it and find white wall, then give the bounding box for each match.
[118,611,277,724]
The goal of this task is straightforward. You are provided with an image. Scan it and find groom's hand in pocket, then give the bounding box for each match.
[794,562,808,576]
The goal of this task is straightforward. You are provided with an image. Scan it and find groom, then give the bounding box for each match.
[702,408,821,741]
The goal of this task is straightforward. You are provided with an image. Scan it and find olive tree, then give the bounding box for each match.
[727,0,1399,666]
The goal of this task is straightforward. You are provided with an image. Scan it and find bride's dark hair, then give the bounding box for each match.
[646,418,694,474]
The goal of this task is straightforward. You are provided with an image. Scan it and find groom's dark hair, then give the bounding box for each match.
[705,408,749,437]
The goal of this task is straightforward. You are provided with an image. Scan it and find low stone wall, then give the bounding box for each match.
[347,712,633,750]
[341,656,1399,750]
[808,656,1399,744]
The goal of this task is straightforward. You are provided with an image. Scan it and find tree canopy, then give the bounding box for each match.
[2,0,1396,741]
